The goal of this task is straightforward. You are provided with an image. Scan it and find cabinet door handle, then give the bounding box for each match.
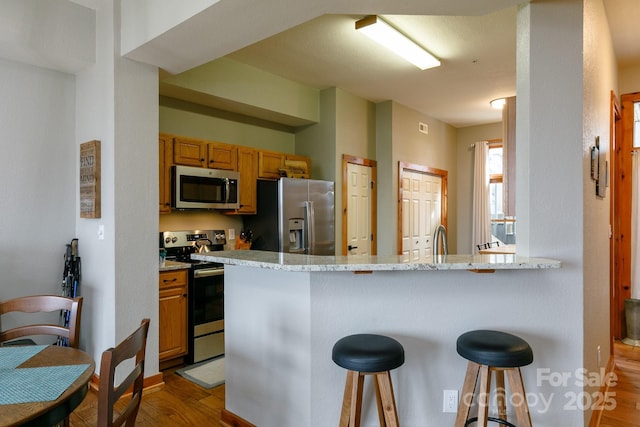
[163,278,178,283]
[183,294,187,297]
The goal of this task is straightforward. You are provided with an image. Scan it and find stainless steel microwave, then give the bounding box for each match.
[172,165,240,210]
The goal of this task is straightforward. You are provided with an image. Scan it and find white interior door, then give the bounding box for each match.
[401,170,442,259]
[346,163,372,255]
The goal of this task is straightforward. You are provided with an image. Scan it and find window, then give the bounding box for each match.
[635,101,640,148]
[488,142,503,219]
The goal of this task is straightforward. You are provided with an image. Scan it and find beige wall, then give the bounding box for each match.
[582,2,618,422]
[618,63,640,95]
[456,122,503,253]
[374,101,459,255]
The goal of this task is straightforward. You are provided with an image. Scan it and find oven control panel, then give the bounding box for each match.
[161,230,226,248]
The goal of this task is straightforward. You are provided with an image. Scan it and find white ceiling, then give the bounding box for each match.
[224,10,517,128]
[160,0,640,129]
[5,1,635,130]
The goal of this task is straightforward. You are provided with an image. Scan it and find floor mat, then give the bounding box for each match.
[176,357,225,389]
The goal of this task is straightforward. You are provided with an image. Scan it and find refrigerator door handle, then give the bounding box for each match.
[304,201,315,254]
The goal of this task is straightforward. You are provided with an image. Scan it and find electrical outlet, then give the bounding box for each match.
[443,389,458,413]
[228,228,235,240]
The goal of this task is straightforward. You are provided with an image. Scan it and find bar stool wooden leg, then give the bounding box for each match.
[376,371,399,427]
[373,375,386,426]
[339,370,364,427]
[455,361,481,427]
[506,368,533,427]
[495,369,507,421]
[477,364,492,427]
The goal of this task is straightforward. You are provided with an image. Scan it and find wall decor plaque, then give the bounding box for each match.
[80,140,101,218]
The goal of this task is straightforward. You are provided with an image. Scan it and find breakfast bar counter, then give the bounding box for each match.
[192,250,567,427]
[192,249,559,272]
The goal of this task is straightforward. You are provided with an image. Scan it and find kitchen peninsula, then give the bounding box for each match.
[192,250,561,426]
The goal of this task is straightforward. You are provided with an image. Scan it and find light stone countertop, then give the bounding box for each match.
[192,250,561,272]
[159,260,191,272]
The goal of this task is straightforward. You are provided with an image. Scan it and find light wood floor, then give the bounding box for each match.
[69,342,640,426]
[69,366,226,426]
[596,340,640,427]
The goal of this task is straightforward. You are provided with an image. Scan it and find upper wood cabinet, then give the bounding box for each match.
[257,150,311,179]
[173,136,238,171]
[208,141,238,171]
[173,136,206,167]
[285,154,311,178]
[160,133,311,214]
[159,134,173,214]
[258,150,284,179]
[237,147,258,214]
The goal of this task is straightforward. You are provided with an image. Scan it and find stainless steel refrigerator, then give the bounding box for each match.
[243,178,335,255]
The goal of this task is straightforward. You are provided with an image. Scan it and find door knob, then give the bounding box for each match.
[348,245,358,251]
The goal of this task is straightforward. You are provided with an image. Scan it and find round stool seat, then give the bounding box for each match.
[457,330,533,368]
[332,334,404,373]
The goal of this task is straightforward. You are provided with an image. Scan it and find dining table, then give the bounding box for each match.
[0,344,95,427]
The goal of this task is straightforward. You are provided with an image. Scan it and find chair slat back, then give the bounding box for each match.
[98,318,150,427]
[0,295,82,348]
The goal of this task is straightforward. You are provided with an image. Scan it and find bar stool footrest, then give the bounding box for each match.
[464,416,518,427]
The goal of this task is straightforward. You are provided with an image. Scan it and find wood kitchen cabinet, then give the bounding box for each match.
[173,136,237,170]
[160,133,311,214]
[285,153,311,178]
[207,141,237,170]
[158,134,173,214]
[159,269,188,365]
[258,149,284,179]
[234,146,258,214]
[257,150,311,179]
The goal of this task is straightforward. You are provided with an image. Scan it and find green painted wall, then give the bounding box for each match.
[160,97,295,153]
[162,57,320,124]
[295,88,337,181]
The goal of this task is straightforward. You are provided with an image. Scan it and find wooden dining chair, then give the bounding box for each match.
[98,318,151,427]
[0,295,83,348]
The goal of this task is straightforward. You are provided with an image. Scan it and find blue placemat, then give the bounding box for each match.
[0,364,90,404]
[0,345,47,370]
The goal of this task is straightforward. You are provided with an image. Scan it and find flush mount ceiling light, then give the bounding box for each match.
[355,15,440,70]
[490,98,506,109]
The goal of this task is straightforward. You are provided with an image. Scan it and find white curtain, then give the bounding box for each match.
[472,141,492,254]
[632,152,640,299]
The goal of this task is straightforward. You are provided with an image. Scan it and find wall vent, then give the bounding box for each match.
[418,122,429,134]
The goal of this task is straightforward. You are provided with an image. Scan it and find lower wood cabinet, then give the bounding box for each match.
[159,269,188,363]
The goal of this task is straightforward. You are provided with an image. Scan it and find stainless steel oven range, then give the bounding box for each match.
[160,229,226,364]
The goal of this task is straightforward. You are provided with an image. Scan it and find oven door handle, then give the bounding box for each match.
[193,269,224,278]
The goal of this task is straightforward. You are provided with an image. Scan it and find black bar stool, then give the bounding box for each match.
[455,330,533,427]
[332,334,404,427]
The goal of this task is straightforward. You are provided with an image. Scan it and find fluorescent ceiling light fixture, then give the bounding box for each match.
[355,15,440,70]
[490,98,506,109]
